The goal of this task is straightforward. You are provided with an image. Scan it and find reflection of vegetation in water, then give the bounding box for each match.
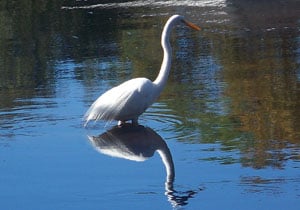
[212,31,299,140]
[0,0,62,107]
[118,16,164,81]
[208,2,300,168]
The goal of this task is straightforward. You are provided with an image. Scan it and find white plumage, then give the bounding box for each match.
[84,15,200,126]
[84,78,156,125]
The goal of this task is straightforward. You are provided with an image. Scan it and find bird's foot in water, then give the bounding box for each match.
[118,120,125,127]
[117,119,139,127]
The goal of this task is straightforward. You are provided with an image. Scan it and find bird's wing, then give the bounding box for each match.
[84,78,154,125]
[84,85,130,124]
[116,78,154,119]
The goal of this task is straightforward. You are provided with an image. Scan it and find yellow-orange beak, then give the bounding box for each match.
[183,20,201,31]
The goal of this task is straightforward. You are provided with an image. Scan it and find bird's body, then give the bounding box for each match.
[85,77,157,125]
[84,15,200,126]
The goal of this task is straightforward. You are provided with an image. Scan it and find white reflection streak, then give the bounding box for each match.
[62,0,226,10]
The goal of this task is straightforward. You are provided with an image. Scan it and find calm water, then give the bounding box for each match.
[0,0,299,209]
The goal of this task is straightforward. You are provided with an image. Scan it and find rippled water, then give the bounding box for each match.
[0,0,299,209]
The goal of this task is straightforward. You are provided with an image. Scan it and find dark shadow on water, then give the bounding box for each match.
[88,123,198,208]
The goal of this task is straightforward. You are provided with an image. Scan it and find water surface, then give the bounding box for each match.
[0,0,299,209]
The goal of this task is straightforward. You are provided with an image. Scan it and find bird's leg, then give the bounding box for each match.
[118,120,125,127]
[131,118,139,126]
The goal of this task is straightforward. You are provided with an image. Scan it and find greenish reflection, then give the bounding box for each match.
[210,0,300,168]
[0,0,61,107]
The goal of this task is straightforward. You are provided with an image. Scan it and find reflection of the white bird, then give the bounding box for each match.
[88,123,198,207]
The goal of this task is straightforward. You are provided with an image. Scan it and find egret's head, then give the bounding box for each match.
[169,15,201,31]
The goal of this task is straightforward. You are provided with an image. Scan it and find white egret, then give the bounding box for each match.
[84,15,200,126]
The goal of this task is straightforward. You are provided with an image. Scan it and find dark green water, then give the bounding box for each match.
[0,1,299,209]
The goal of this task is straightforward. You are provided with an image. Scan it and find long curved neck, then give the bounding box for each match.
[153,18,176,92]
